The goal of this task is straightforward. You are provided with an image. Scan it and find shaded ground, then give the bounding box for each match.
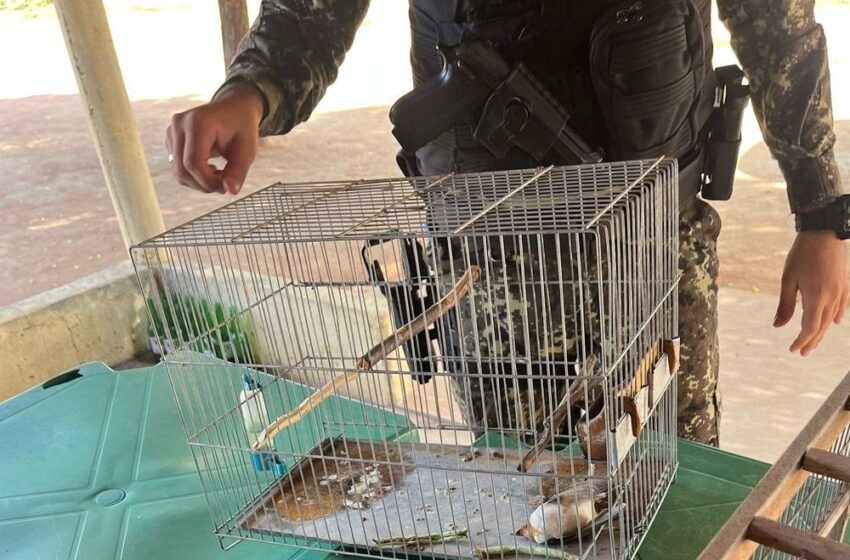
[0,96,398,304]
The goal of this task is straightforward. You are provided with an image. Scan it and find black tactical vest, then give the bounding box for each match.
[404,0,714,177]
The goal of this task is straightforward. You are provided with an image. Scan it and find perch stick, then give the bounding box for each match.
[357,265,481,369]
[252,265,481,451]
[475,545,580,559]
[374,527,469,548]
[621,340,661,399]
[518,354,598,473]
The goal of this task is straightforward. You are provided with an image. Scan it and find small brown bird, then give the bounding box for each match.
[517,479,608,543]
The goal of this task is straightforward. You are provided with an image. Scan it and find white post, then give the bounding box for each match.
[53,0,165,248]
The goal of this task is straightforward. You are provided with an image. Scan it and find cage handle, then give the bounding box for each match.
[251,266,481,451]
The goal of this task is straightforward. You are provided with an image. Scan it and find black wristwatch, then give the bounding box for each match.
[795,194,850,240]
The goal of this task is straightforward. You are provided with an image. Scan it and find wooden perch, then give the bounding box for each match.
[802,448,850,484]
[621,341,661,400]
[518,355,599,472]
[251,266,481,451]
[357,266,481,369]
[747,516,850,560]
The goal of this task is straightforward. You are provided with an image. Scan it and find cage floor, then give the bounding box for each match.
[241,438,617,559]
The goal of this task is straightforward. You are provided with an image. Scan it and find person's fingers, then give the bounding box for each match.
[790,299,825,354]
[182,116,224,194]
[836,289,849,325]
[209,141,223,159]
[774,273,798,327]
[802,302,837,356]
[221,134,256,195]
[167,124,201,190]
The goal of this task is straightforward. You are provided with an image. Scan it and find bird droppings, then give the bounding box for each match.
[460,450,481,462]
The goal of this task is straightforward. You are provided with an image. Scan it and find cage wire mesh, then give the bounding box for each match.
[132,158,681,559]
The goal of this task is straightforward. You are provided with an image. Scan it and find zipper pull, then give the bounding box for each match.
[616,2,644,24]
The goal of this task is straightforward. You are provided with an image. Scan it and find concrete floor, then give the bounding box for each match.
[2,1,849,463]
[718,288,850,463]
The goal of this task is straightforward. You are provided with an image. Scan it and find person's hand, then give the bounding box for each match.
[166,88,264,194]
[774,230,849,356]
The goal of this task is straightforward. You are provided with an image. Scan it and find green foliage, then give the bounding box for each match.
[0,0,52,11]
[146,287,258,364]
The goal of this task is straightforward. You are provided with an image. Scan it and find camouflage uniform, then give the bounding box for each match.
[216,0,843,445]
[431,232,602,437]
[678,199,722,445]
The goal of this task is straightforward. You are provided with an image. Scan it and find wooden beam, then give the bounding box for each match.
[53,0,165,248]
[803,448,850,483]
[218,0,249,68]
[747,516,850,560]
[698,369,850,560]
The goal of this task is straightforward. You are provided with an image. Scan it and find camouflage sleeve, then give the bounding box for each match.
[717,0,843,213]
[213,0,370,137]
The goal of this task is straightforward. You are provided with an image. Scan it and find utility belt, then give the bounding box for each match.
[391,0,750,209]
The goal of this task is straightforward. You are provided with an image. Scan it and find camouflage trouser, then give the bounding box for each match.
[676,198,722,446]
[439,198,722,446]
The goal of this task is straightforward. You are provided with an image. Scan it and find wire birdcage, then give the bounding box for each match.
[132,158,681,559]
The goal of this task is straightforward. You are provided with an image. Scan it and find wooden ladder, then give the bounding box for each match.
[700,370,850,560]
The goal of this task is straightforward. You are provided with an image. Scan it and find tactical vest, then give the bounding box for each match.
[404,0,715,180]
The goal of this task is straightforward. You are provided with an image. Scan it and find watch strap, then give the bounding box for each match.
[795,194,850,240]
[795,208,830,232]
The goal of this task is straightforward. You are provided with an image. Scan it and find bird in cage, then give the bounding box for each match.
[518,456,611,543]
[518,478,610,544]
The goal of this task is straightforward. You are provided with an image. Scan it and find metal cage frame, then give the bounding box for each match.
[132,158,681,559]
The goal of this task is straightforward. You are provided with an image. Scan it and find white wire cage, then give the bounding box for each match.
[132,158,681,560]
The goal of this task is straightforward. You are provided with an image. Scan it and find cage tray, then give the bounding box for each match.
[241,437,616,559]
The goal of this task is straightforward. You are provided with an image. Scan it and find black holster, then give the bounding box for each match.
[700,65,750,201]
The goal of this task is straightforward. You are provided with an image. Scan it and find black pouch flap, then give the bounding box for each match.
[590,0,707,160]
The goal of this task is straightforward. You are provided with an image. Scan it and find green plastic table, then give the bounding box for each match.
[0,362,769,560]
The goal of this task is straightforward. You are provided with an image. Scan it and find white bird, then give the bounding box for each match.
[517,480,607,544]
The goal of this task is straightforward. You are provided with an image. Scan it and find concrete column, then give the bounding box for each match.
[53,0,165,248]
[218,0,250,68]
